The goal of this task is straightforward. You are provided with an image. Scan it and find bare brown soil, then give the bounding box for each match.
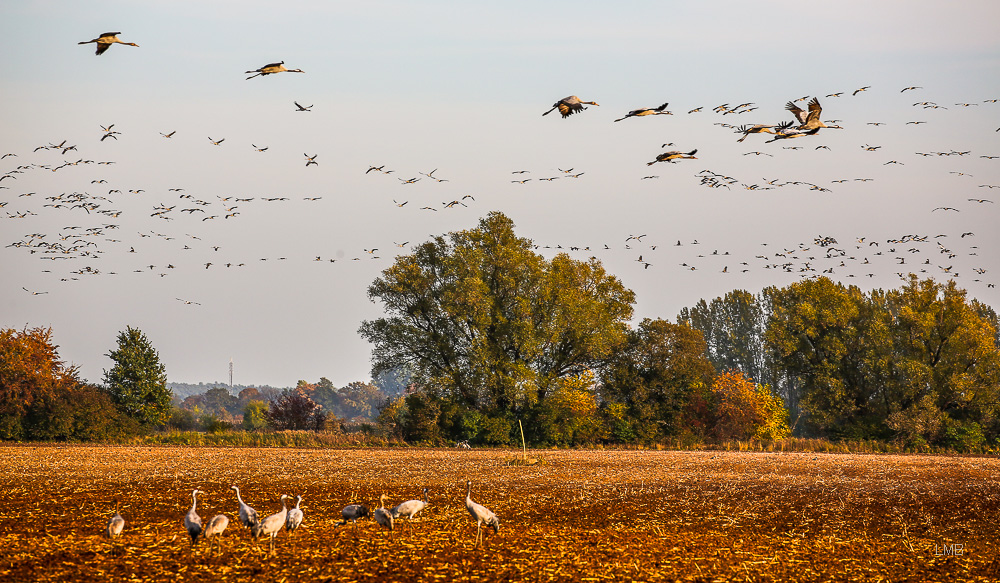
[0,446,997,582]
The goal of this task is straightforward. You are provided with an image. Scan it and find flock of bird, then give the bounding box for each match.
[105,482,497,554]
[4,31,997,304]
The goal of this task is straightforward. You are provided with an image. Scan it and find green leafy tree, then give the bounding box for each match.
[359,212,634,423]
[678,290,770,386]
[103,326,172,428]
[883,276,1000,443]
[242,400,269,430]
[600,319,716,440]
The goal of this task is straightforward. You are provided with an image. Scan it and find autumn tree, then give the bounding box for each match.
[707,371,789,441]
[677,290,771,386]
[764,276,1000,446]
[267,387,325,430]
[103,327,172,428]
[600,319,716,440]
[1,326,131,440]
[360,212,635,428]
[882,276,1000,446]
[532,370,603,445]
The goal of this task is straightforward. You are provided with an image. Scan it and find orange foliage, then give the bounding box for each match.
[710,371,789,440]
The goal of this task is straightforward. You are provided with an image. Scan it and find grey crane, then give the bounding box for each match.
[337,503,369,532]
[285,495,304,543]
[785,98,841,131]
[184,489,205,547]
[391,488,429,534]
[105,499,125,541]
[231,485,259,534]
[542,96,599,118]
[647,149,698,165]
[203,514,229,556]
[78,32,138,56]
[465,481,499,548]
[245,61,305,80]
[614,102,671,122]
[373,494,394,540]
[252,494,289,554]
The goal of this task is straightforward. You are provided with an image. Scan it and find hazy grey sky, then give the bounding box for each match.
[3,1,999,388]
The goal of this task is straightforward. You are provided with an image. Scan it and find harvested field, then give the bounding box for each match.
[0,446,997,582]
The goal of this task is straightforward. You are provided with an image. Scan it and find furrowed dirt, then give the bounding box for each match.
[0,446,997,582]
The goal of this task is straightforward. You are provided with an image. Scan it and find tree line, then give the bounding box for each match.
[3,212,998,450]
[0,326,398,440]
[361,212,1000,451]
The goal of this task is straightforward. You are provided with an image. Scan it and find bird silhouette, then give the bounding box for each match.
[614,102,671,122]
[542,96,599,118]
[648,149,698,165]
[78,32,138,55]
[245,61,305,80]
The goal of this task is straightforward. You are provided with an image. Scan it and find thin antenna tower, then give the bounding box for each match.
[229,358,234,393]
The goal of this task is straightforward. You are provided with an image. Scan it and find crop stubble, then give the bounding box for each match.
[0,446,997,582]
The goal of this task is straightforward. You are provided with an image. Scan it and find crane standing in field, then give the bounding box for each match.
[391,487,429,534]
[465,481,499,548]
[184,490,205,548]
[245,61,305,80]
[285,495,304,544]
[252,494,289,555]
[105,499,125,544]
[542,96,600,118]
[203,514,229,556]
[231,485,259,537]
[373,494,394,540]
[78,32,138,56]
[337,502,369,533]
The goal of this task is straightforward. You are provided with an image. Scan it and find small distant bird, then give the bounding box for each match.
[106,499,125,540]
[901,86,922,92]
[294,101,313,111]
[245,61,305,80]
[465,481,499,548]
[160,131,176,138]
[208,137,225,146]
[252,144,268,152]
[305,154,318,166]
[853,86,871,96]
[542,95,599,118]
[614,102,671,122]
[78,32,138,56]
